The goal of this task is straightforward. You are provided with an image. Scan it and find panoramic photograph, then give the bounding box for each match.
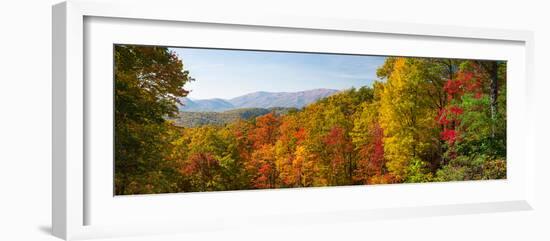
[114,45,507,195]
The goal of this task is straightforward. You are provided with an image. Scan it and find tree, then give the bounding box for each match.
[248,144,277,188]
[378,58,439,182]
[274,114,305,187]
[292,145,316,187]
[323,126,354,185]
[351,100,388,184]
[475,60,504,138]
[435,61,506,181]
[182,152,222,191]
[178,126,226,191]
[114,45,192,194]
[249,113,280,148]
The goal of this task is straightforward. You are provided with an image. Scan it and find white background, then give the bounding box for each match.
[0,0,548,240]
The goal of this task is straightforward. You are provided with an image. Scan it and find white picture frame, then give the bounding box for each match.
[52,0,535,240]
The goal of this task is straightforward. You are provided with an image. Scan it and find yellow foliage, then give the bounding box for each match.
[379,58,438,181]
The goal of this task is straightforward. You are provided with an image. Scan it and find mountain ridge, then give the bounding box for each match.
[179,88,339,112]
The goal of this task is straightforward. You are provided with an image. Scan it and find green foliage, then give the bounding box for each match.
[436,155,506,182]
[405,158,433,183]
[172,107,297,127]
[114,45,192,195]
[435,164,467,182]
[454,94,505,158]
[482,159,507,180]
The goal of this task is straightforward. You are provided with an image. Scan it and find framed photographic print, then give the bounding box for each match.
[113,45,507,194]
[52,0,535,240]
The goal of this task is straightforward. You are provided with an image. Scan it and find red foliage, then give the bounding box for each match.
[437,105,462,148]
[183,153,220,179]
[438,63,487,155]
[323,127,344,146]
[253,163,273,188]
[443,64,485,102]
[354,123,386,184]
[247,144,277,189]
[293,127,307,144]
[231,121,253,161]
[323,126,353,171]
[441,129,457,144]
[323,127,353,153]
[252,161,275,189]
[436,109,450,125]
[449,106,464,115]
[250,113,280,148]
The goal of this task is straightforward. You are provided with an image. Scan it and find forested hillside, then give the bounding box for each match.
[114,45,506,195]
[171,107,297,127]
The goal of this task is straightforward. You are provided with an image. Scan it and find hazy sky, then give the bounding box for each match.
[171,47,386,100]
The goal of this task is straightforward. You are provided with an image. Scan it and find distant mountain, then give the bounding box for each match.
[179,88,339,112]
[228,88,339,109]
[171,107,298,127]
[179,98,234,112]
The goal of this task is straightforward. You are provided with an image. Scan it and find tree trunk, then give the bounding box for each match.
[489,62,499,138]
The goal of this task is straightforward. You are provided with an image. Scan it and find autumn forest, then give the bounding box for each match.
[114,45,506,195]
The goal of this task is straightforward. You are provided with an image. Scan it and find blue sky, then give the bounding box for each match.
[171,47,386,100]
